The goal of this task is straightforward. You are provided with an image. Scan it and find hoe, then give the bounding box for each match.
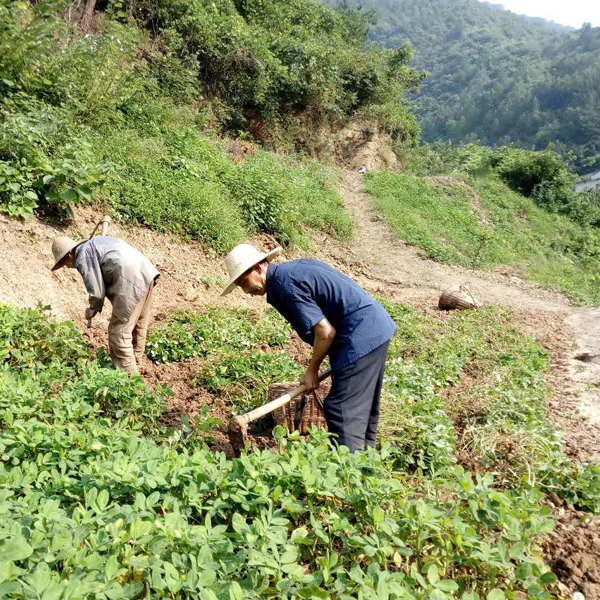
[228,368,332,456]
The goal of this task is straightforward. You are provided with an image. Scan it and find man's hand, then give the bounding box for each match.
[300,368,320,393]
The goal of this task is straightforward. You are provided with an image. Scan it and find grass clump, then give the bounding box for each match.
[366,172,600,305]
[89,115,352,253]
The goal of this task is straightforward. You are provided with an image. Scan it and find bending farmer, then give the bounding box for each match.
[51,235,159,376]
[222,244,396,452]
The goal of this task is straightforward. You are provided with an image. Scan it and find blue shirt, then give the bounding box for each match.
[266,260,396,371]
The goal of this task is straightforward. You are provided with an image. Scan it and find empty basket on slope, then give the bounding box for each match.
[271,381,330,434]
[438,285,481,311]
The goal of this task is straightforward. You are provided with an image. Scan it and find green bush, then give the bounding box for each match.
[226,153,353,245]
[0,101,109,218]
[402,143,600,228]
[128,0,422,140]
[0,0,355,250]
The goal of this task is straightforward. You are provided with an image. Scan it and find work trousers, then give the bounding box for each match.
[324,340,391,453]
[107,281,155,375]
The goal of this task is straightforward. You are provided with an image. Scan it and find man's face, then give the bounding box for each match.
[63,252,74,269]
[236,264,266,296]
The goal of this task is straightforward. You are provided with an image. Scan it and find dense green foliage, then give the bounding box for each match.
[0,0,360,250]
[365,164,600,304]
[328,0,600,173]
[147,307,292,364]
[2,301,585,599]
[127,0,422,139]
[405,143,600,227]
[147,300,600,512]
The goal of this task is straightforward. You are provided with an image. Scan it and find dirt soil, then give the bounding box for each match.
[1,170,600,596]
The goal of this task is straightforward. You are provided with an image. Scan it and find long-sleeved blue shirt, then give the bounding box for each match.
[266,259,396,371]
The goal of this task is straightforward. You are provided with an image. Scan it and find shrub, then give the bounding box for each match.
[129,0,422,140]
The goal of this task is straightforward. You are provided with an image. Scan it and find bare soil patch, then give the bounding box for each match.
[544,509,600,599]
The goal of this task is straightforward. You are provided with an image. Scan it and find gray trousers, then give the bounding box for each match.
[324,340,390,453]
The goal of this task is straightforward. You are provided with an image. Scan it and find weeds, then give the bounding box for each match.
[0,12,353,251]
[380,299,600,511]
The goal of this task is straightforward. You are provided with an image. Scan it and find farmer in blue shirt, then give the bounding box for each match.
[222,244,396,452]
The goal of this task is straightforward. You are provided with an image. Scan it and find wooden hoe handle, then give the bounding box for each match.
[228,368,332,455]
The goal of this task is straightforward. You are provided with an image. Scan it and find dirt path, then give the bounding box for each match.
[338,171,600,460]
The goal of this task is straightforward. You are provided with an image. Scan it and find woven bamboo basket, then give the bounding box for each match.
[438,285,481,311]
[271,381,330,434]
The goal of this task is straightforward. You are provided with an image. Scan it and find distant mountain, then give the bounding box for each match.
[325,0,600,172]
[480,2,574,33]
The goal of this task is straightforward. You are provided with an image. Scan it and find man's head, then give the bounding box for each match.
[221,243,281,296]
[235,260,269,296]
[51,237,81,271]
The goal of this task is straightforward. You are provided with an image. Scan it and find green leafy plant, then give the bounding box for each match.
[196,349,303,412]
[0,301,590,599]
[147,307,292,364]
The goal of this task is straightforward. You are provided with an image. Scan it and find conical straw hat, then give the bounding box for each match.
[51,237,83,271]
[222,243,281,296]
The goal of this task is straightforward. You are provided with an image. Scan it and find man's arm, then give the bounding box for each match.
[301,318,336,392]
[75,245,106,318]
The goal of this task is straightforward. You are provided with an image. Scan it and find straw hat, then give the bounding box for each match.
[51,237,83,271]
[222,243,281,296]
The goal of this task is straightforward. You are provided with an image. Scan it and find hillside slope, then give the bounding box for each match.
[327,0,600,172]
[2,167,600,596]
[2,169,599,453]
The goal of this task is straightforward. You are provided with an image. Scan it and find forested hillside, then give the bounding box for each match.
[329,0,600,173]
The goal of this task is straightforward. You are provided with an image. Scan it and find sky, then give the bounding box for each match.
[480,0,600,29]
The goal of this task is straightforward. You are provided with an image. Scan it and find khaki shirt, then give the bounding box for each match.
[74,237,159,323]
